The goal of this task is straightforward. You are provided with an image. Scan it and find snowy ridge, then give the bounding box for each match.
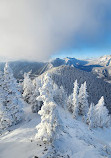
[87,55,111,67]
[50,57,88,67]
[0,105,111,158]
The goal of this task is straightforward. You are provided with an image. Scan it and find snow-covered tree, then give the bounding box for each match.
[0,71,13,130]
[37,73,54,102]
[31,94,40,113]
[86,96,110,129]
[23,72,34,103]
[31,77,42,113]
[53,85,67,109]
[67,94,73,112]
[0,63,24,129]
[86,103,96,129]
[72,80,79,119]
[35,73,63,143]
[78,81,89,120]
[23,72,42,113]
[95,96,110,128]
[35,101,63,143]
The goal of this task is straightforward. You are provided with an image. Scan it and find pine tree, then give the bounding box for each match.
[72,80,79,119]
[86,103,96,129]
[23,72,35,103]
[78,81,89,116]
[37,73,54,102]
[35,73,63,143]
[53,85,67,109]
[95,96,110,128]
[67,94,73,113]
[23,73,42,113]
[2,63,24,127]
[0,71,13,130]
[31,77,43,113]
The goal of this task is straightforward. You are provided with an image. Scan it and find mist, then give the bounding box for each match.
[0,0,111,61]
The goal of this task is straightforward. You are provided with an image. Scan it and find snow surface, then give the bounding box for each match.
[0,105,111,158]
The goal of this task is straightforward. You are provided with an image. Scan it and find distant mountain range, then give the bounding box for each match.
[0,55,111,82]
[50,57,88,67]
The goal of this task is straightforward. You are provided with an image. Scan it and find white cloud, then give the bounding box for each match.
[0,0,110,61]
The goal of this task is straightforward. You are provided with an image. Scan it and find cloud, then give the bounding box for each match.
[0,0,111,61]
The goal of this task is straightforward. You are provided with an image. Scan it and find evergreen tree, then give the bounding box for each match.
[53,85,67,109]
[95,96,110,128]
[23,73,42,113]
[35,73,63,143]
[31,77,43,113]
[23,72,34,103]
[67,94,73,113]
[72,80,79,119]
[1,63,24,128]
[86,103,96,129]
[78,81,89,116]
[0,71,13,130]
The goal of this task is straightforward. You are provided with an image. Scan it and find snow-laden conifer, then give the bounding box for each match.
[31,77,42,113]
[72,80,79,119]
[95,96,110,128]
[78,81,89,116]
[0,71,13,130]
[23,72,34,103]
[23,72,42,113]
[2,63,24,128]
[67,94,73,112]
[53,85,67,109]
[35,73,63,143]
[87,103,96,129]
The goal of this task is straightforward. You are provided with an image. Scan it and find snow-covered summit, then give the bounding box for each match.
[50,57,88,67]
[88,55,111,66]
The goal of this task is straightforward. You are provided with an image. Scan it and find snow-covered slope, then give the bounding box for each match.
[0,105,41,158]
[0,105,111,158]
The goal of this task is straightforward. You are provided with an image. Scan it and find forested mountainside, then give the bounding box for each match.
[38,65,111,113]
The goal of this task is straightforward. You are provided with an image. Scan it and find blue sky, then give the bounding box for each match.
[52,48,111,59]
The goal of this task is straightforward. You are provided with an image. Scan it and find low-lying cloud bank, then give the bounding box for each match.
[0,0,111,61]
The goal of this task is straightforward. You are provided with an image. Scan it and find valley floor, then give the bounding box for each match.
[0,105,111,158]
